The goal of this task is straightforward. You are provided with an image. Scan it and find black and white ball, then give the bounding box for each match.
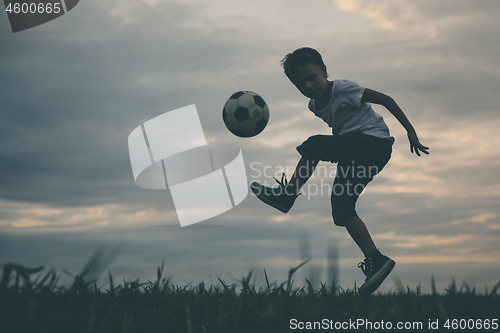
[222,91,269,138]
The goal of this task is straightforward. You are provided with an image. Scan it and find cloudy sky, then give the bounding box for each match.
[1,0,499,294]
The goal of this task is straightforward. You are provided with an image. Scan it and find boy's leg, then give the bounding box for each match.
[286,157,318,195]
[326,135,394,295]
[338,212,395,296]
[337,215,377,255]
[250,156,317,213]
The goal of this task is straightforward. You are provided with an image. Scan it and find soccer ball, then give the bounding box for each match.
[222,91,269,138]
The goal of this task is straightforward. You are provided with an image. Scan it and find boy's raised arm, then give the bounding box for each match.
[361,88,429,156]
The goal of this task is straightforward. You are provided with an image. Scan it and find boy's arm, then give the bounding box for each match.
[361,88,429,156]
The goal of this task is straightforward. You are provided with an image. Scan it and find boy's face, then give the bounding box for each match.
[288,63,330,100]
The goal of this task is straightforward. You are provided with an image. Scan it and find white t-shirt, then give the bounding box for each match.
[308,79,391,139]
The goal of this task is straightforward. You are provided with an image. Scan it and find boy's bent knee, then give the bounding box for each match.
[332,214,356,227]
[332,217,346,227]
[297,135,330,163]
[332,214,348,227]
[331,194,357,226]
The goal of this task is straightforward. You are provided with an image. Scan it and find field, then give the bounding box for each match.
[1,261,499,333]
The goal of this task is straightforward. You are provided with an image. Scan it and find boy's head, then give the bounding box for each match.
[281,47,327,80]
[281,47,331,100]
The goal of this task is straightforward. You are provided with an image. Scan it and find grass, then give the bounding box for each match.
[1,260,499,333]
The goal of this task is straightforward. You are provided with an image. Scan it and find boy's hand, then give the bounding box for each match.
[407,131,429,156]
[361,88,429,156]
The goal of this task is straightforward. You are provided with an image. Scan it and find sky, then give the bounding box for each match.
[1,0,499,295]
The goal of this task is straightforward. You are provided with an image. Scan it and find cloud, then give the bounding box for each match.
[0,199,179,229]
[334,0,399,30]
[331,0,500,120]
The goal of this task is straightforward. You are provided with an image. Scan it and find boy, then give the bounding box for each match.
[250,47,429,295]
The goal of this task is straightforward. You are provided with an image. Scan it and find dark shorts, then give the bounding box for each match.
[296,133,394,225]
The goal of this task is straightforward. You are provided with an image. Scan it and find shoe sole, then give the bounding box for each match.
[358,259,395,296]
[250,183,291,213]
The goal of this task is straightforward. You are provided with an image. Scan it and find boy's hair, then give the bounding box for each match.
[281,47,327,78]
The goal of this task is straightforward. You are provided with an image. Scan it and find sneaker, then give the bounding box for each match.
[250,173,299,213]
[357,250,395,295]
